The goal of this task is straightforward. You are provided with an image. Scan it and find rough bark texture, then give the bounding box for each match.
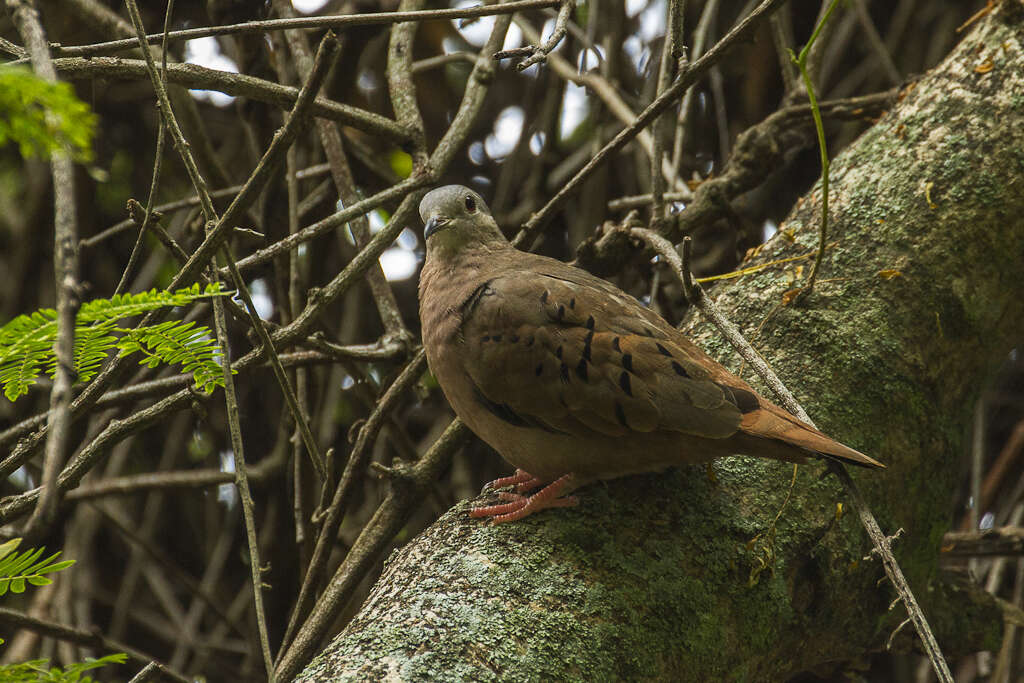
[297,7,1024,681]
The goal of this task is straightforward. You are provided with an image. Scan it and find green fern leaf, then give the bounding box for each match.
[1,284,230,401]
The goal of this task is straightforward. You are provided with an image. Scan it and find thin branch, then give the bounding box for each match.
[112,0,175,296]
[516,0,789,248]
[277,350,428,662]
[494,0,572,71]
[0,606,190,683]
[52,56,410,143]
[275,418,471,681]
[668,0,718,190]
[650,0,684,228]
[8,0,81,538]
[274,0,411,344]
[53,0,562,58]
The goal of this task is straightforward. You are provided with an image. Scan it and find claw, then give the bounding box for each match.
[470,473,578,523]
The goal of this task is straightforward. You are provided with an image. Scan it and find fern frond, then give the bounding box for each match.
[119,320,232,393]
[0,538,74,596]
[0,653,126,683]
[77,282,225,324]
[0,284,231,401]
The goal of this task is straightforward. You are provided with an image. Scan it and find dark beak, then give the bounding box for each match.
[424,215,448,239]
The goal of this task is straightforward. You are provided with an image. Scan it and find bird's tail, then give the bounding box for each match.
[739,400,885,469]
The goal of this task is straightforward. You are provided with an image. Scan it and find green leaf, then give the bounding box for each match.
[1,285,231,402]
[0,65,96,162]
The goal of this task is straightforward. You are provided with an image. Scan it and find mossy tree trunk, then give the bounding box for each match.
[297,7,1024,681]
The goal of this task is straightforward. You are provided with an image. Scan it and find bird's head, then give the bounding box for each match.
[419,185,507,257]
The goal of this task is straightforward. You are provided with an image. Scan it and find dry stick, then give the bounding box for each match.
[209,281,275,680]
[277,350,428,660]
[125,0,335,480]
[273,0,411,343]
[516,0,789,248]
[649,0,684,228]
[668,0,719,189]
[276,9,515,676]
[82,163,331,249]
[275,418,471,683]
[120,2,322,675]
[113,0,175,297]
[9,0,81,538]
[635,229,953,683]
[52,56,411,142]
[124,199,189,264]
[850,0,901,86]
[285,145,310,549]
[494,0,572,71]
[514,18,689,198]
[54,0,562,58]
[0,606,189,683]
[114,121,165,295]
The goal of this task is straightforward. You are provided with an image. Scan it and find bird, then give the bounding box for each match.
[417,185,883,523]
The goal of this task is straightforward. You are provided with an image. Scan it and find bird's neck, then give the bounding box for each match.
[420,240,514,348]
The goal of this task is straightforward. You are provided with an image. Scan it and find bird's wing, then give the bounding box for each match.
[455,260,752,439]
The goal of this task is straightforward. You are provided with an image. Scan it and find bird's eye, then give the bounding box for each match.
[464,195,477,213]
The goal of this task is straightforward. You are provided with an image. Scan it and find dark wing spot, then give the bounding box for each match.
[656,343,673,357]
[718,383,760,413]
[493,334,502,342]
[535,363,544,376]
[509,334,519,342]
[612,337,621,352]
[615,401,629,428]
[557,304,565,321]
[555,345,563,359]
[569,297,576,309]
[582,330,594,361]
[459,280,494,319]
[525,335,535,346]
[622,353,634,373]
[618,371,632,397]
[575,358,589,381]
[671,361,690,378]
[473,384,565,434]
[481,335,490,342]
[541,290,549,303]
[560,363,570,383]
[586,315,595,330]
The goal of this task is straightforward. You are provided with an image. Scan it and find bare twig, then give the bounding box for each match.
[517,0,789,248]
[494,0,571,71]
[52,57,411,142]
[9,0,81,538]
[649,0,684,228]
[112,0,175,297]
[0,606,189,682]
[53,0,561,58]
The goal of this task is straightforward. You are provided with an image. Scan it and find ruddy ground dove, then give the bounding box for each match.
[417,185,883,523]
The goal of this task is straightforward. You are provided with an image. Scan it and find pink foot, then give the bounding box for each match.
[471,474,579,523]
[481,469,542,493]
